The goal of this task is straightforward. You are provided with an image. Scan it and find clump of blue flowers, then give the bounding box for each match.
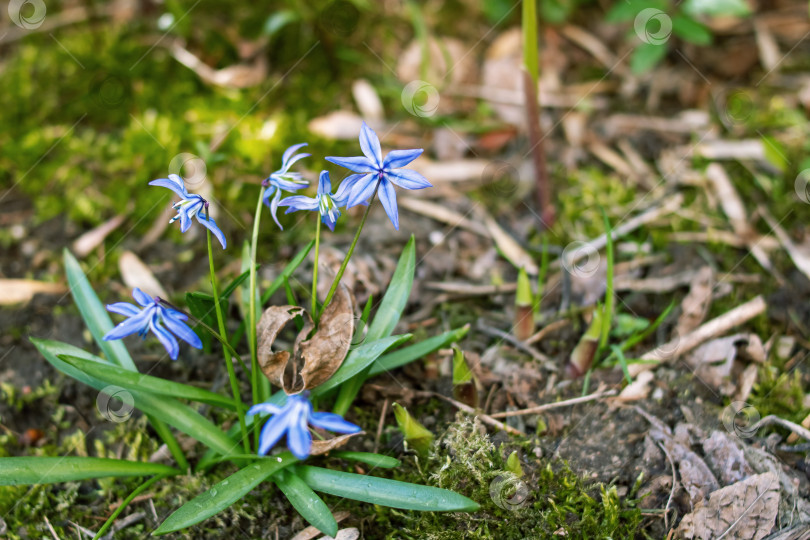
[280,170,343,231]
[149,174,227,249]
[262,142,310,229]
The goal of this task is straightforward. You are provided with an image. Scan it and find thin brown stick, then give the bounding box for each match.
[523,69,554,228]
[656,440,677,532]
[416,391,524,436]
[373,398,389,454]
[750,415,810,442]
[489,388,616,418]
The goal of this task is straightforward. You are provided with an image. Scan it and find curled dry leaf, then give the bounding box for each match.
[257,285,354,394]
[676,472,779,540]
[310,431,365,457]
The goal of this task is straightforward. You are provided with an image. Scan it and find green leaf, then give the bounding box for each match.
[0,457,178,486]
[682,0,750,17]
[311,335,412,397]
[630,42,667,74]
[154,454,297,534]
[605,0,666,22]
[63,249,135,370]
[331,452,401,469]
[260,240,315,305]
[58,355,236,410]
[367,325,470,378]
[221,267,253,301]
[523,0,539,85]
[366,236,415,342]
[32,338,237,456]
[262,9,300,37]
[671,14,712,45]
[761,135,788,172]
[295,466,480,512]
[273,469,337,537]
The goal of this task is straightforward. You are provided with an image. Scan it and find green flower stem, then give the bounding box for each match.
[206,209,250,454]
[322,181,380,311]
[92,474,168,540]
[312,218,321,319]
[248,192,264,447]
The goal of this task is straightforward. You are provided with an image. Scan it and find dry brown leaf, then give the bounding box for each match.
[119,251,168,299]
[483,216,538,274]
[701,431,754,485]
[616,371,654,402]
[676,472,779,540]
[352,79,384,122]
[0,279,66,305]
[676,266,714,337]
[310,431,364,457]
[308,111,366,140]
[257,286,353,394]
[71,214,125,257]
[289,511,352,540]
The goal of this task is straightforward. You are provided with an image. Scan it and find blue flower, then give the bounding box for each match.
[149,174,227,249]
[279,170,342,231]
[263,143,311,230]
[326,122,431,230]
[103,288,202,361]
[248,392,361,460]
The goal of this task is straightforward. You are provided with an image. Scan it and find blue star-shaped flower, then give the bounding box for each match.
[263,143,311,230]
[248,392,361,460]
[103,288,202,361]
[148,174,227,249]
[279,170,343,231]
[326,122,431,230]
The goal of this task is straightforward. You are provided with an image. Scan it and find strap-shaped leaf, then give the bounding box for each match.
[154,454,297,534]
[58,355,236,410]
[63,249,136,370]
[260,240,315,304]
[32,338,237,456]
[311,334,411,396]
[273,468,337,537]
[0,457,178,486]
[295,466,480,512]
[365,235,415,342]
[368,325,470,378]
[332,452,401,469]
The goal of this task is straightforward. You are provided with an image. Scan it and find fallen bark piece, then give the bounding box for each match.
[676,472,779,540]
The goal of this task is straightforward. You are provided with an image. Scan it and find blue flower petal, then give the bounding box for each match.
[103,308,152,341]
[309,412,362,434]
[179,210,192,233]
[334,173,371,206]
[258,412,292,456]
[287,410,312,460]
[378,179,399,230]
[132,288,153,307]
[347,174,380,208]
[269,189,284,230]
[149,174,189,198]
[325,156,376,174]
[281,152,310,172]
[106,302,141,317]
[161,311,203,350]
[317,170,331,195]
[150,318,180,360]
[279,196,319,213]
[282,143,309,166]
[247,403,283,417]
[359,122,383,168]
[387,168,432,190]
[196,214,227,249]
[383,148,423,170]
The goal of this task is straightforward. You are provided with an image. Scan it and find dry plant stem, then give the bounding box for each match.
[374,398,389,454]
[629,295,767,376]
[750,415,810,442]
[489,388,617,418]
[312,218,321,318]
[476,320,556,369]
[656,440,677,532]
[523,68,554,227]
[416,391,524,436]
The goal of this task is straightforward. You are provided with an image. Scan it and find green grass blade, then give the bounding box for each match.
[332,452,401,469]
[311,335,411,397]
[63,249,135,370]
[58,355,236,410]
[154,454,297,534]
[365,235,415,342]
[0,457,178,486]
[295,466,480,512]
[367,326,470,378]
[273,469,337,537]
[260,240,315,305]
[522,0,539,86]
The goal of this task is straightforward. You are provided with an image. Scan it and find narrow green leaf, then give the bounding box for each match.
[311,335,411,397]
[367,326,469,378]
[630,42,668,74]
[671,14,712,45]
[32,338,237,456]
[154,454,297,534]
[58,355,236,410]
[331,452,401,469]
[295,466,480,512]
[273,469,337,537]
[365,236,415,342]
[522,0,539,86]
[221,267,254,300]
[0,457,178,486]
[63,249,135,371]
[260,240,315,304]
